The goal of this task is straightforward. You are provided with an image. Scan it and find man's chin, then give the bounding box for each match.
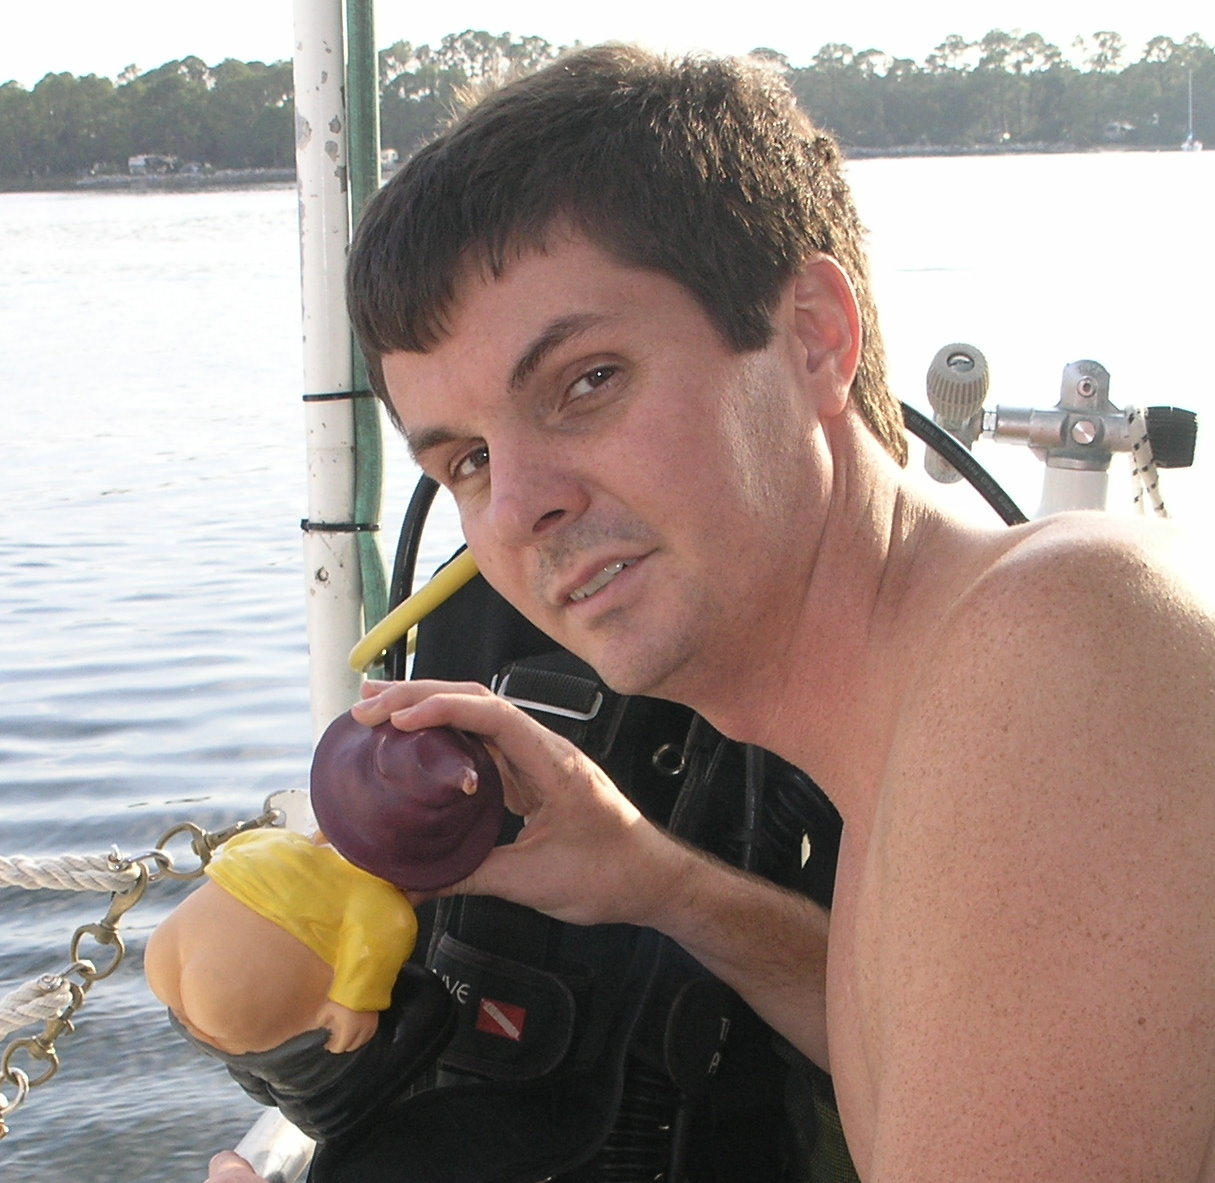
[581,644,689,704]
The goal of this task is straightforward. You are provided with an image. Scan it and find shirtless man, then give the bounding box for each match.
[210,45,1215,1182]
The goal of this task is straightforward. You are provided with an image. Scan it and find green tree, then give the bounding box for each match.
[5,26,1215,188]
[1079,31,1126,73]
[1007,33,1066,141]
[972,29,1022,139]
[26,73,122,174]
[0,81,34,177]
[379,39,451,158]
[924,35,974,75]
[748,47,791,73]
[204,59,293,167]
[378,30,558,159]
[118,57,212,161]
[793,44,863,142]
[1142,36,1179,64]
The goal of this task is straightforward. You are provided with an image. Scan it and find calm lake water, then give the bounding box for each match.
[1,150,1213,1180]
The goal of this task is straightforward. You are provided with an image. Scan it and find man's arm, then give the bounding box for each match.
[860,526,1215,1181]
[353,680,833,1069]
[637,838,832,1070]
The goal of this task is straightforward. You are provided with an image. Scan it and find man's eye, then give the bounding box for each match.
[452,445,489,481]
[567,364,618,401]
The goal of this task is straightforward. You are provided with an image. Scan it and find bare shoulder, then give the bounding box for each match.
[894,508,1215,907]
[921,513,1215,745]
[957,510,1215,634]
[857,514,1215,1181]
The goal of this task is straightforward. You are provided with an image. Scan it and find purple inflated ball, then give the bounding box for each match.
[310,712,504,891]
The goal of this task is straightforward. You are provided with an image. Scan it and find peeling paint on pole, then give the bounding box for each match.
[292,0,362,734]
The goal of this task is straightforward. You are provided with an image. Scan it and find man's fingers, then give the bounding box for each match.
[352,678,492,725]
[436,835,533,901]
[353,683,576,807]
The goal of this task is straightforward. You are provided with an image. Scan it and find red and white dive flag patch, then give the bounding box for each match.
[475,997,527,1042]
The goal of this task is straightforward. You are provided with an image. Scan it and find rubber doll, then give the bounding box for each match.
[145,713,504,1144]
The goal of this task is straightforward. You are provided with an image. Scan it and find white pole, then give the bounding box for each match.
[293,0,363,736]
[219,6,364,1173]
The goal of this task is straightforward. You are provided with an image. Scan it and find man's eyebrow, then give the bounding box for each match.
[403,313,608,461]
[508,312,604,390]
[403,424,459,463]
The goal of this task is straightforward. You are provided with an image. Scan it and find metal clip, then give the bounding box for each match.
[69,923,126,982]
[151,821,213,879]
[0,1065,31,1137]
[2,1035,60,1091]
[204,807,284,854]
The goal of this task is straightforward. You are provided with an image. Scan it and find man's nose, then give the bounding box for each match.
[483,439,588,545]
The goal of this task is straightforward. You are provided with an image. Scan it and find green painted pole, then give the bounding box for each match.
[346,0,388,672]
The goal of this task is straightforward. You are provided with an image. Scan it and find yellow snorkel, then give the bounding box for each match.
[347,549,479,672]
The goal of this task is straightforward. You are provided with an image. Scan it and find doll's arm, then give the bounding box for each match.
[314,999,379,1053]
[327,880,419,1013]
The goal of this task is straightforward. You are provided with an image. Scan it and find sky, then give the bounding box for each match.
[3,0,1211,89]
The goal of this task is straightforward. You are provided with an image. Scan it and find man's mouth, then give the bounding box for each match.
[568,559,637,603]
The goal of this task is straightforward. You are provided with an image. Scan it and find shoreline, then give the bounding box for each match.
[1,167,296,195]
[847,141,1193,158]
[1,144,1198,196]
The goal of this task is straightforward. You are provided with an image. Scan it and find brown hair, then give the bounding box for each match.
[346,44,906,462]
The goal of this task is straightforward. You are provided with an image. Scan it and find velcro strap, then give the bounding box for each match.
[493,665,603,720]
[492,656,624,755]
[431,933,578,1081]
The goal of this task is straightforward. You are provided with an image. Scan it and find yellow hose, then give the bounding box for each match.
[347,549,479,671]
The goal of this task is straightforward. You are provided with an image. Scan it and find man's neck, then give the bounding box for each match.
[688,418,983,828]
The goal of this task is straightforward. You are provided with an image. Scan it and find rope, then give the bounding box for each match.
[0,853,141,894]
[0,803,287,1138]
[0,977,73,1040]
[1127,407,1169,518]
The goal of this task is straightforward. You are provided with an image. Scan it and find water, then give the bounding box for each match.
[1,151,1212,1180]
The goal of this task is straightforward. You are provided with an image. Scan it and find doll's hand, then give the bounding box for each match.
[316,1000,379,1053]
[204,1150,266,1182]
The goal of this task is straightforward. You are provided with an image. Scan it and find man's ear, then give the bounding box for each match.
[790,254,862,418]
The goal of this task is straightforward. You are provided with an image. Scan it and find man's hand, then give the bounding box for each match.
[353,679,682,928]
[352,679,833,1069]
[204,1151,265,1183]
[315,1000,378,1053]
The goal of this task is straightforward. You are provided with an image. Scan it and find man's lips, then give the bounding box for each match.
[565,557,641,603]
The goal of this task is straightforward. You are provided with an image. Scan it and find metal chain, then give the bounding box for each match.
[0,803,283,1138]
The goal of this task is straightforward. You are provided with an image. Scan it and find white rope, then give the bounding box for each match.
[1127,406,1169,518]
[0,976,73,1039]
[0,853,140,894]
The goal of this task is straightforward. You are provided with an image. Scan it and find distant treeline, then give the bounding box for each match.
[1,28,1211,182]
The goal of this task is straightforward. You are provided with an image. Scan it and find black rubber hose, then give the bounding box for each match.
[386,474,441,679]
[901,402,1028,526]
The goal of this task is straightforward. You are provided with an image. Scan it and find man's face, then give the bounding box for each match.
[382,232,828,703]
